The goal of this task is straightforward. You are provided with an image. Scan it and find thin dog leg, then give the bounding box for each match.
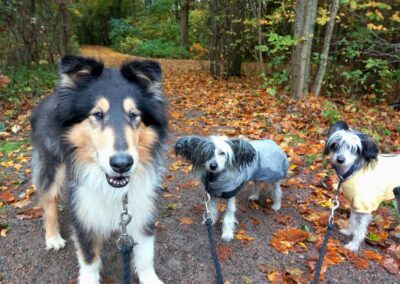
[340,207,357,236]
[345,213,372,251]
[270,181,282,212]
[248,181,261,201]
[209,197,218,225]
[221,197,237,242]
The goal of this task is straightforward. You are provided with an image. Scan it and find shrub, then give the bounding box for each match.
[133,39,191,59]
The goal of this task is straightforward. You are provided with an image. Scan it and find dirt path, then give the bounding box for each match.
[1,46,399,283]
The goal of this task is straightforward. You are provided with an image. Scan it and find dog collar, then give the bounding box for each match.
[333,161,360,181]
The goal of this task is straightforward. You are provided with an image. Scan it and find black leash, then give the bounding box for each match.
[117,192,136,284]
[313,163,358,283]
[203,176,224,284]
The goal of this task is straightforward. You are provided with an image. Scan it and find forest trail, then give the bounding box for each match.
[1,46,399,283]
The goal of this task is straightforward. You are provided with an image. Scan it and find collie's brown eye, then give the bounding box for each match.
[93,111,104,120]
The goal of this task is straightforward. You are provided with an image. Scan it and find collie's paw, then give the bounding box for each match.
[46,234,66,251]
[221,231,234,242]
[344,241,360,251]
[339,228,352,236]
[139,272,164,284]
[271,202,281,212]
[78,272,100,284]
[248,194,260,202]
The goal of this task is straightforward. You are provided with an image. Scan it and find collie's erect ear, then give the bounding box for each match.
[121,60,163,98]
[59,55,104,88]
[327,121,349,138]
[358,133,379,162]
[174,136,203,162]
[230,139,256,168]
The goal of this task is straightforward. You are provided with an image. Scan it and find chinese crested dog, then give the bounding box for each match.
[30,55,168,283]
[324,121,400,251]
[174,135,289,241]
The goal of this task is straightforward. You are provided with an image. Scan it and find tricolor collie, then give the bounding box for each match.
[30,55,168,283]
[174,135,288,241]
[324,121,400,251]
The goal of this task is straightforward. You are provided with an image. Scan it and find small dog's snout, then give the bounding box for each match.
[209,162,218,170]
[336,155,345,164]
[110,154,133,173]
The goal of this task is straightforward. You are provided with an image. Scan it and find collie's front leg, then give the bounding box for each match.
[130,221,163,284]
[221,197,237,242]
[72,230,103,284]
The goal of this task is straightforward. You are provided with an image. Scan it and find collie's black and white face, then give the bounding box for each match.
[324,121,378,174]
[57,56,167,188]
[174,135,256,174]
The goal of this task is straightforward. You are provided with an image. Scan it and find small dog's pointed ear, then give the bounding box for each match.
[358,134,379,162]
[174,136,202,161]
[327,121,349,138]
[121,60,163,98]
[231,139,256,168]
[59,55,104,88]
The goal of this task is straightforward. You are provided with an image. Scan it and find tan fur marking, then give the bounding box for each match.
[95,97,110,113]
[41,164,66,238]
[123,98,140,115]
[125,123,157,165]
[67,121,115,164]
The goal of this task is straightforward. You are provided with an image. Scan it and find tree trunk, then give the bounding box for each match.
[209,0,221,77]
[180,0,190,48]
[311,0,340,96]
[257,0,265,74]
[57,0,71,55]
[290,0,318,99]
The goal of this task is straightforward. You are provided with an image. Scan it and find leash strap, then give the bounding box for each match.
[203,179,224,284]
[117,192,135,284]
[312,179,342,284]
[205,216,224,284]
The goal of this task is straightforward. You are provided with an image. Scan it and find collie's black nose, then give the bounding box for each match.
[336,155,345,164]
[209,162,218,170]
[110,154,133,173]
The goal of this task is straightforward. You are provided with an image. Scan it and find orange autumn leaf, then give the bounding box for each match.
[235,229,255,242]
[271,228,310,254]
[347,252,370,270]
[364,250,383,261]
[16,207,43,220]
[179,217,194,225]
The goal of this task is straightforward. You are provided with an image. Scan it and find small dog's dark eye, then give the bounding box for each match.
[219,151,225,156]
[129,112,137,120]
[93,111,104,120]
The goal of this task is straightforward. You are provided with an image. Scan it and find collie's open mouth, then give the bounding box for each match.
[106,174,130,188]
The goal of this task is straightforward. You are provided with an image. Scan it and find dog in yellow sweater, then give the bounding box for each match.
[324,121,400,251]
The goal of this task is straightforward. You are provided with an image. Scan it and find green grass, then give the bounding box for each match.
[0,139,28,155]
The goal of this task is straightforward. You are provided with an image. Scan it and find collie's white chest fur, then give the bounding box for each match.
[72,164,159,237]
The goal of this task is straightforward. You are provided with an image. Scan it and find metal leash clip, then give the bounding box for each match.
[203,193,213,222]
[328,195,340,225]
[117,192,135,249]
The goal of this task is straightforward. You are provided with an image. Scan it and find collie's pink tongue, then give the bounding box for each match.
[106,174,130,188]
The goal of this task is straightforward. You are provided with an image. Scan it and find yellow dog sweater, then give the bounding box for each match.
[341,154,400,214]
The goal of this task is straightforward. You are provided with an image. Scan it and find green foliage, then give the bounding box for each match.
[133,40,190,59]
[322,102,341,123]
[1,63,58,99]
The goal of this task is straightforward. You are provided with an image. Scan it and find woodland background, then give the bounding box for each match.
[0,0,400,283]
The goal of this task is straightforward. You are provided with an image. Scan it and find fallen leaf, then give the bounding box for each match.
[0,191,15,204]
[217,244,231,262]
[271,228,310,254]
[347,252,369,269]
[382,257,399,274]
[16,207,43,220]
[179,217,193,225]
[364,250,383,261]
[235,229,255,242]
